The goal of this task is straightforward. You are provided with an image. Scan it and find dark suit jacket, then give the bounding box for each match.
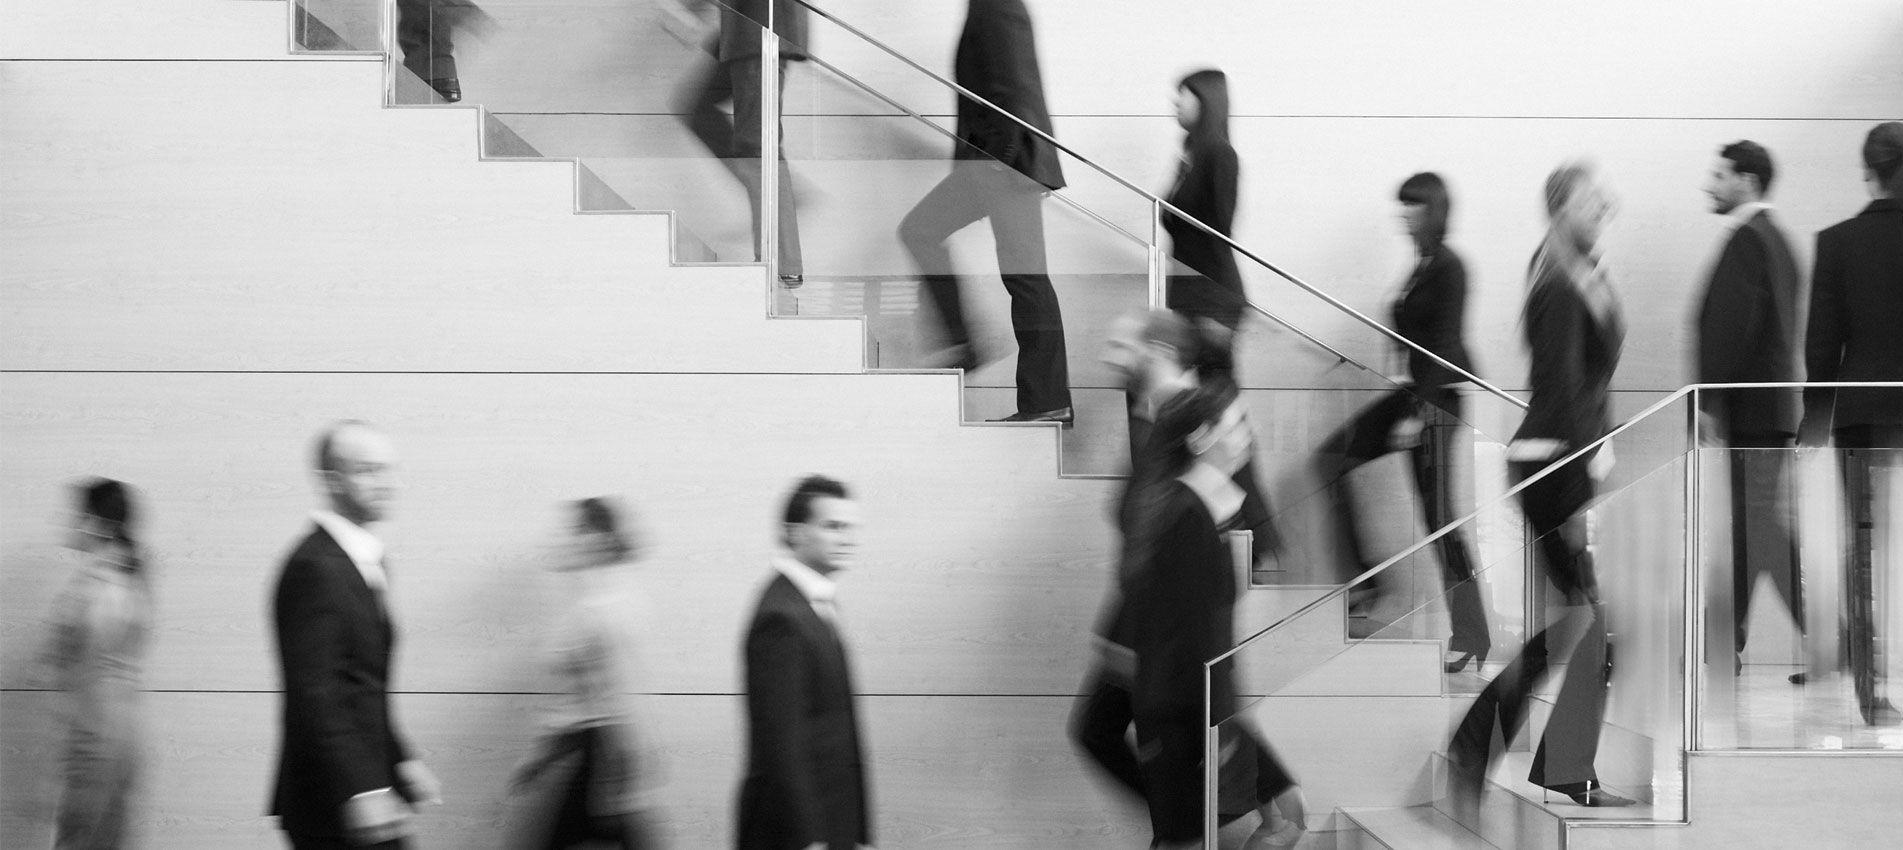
[270,527,410,838]
[1163,141,1242,288]
[953,0,1065,190]
[1124,479,1237,724]
[1393,244,1478,391]
[1513,251,1626,453]
[719,0,808,61]
[1697,208,1802,437]
[1805,198,1903,430]
[736,574,869,850]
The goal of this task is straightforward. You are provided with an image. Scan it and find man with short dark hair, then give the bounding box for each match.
[735,475,872,850]
[1801,121,1903,724]
[271,421,440,848]
[1695,139,1804,673]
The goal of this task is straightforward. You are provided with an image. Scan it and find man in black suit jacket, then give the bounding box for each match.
[271,421,439,848]
[1695,140,1805,667]
[736,475,871,850]
[1800,121,1903,724]
[680,0,807,284]
[899,0,1073,424]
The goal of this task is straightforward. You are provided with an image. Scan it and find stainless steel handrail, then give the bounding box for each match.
[787,0,1528,411]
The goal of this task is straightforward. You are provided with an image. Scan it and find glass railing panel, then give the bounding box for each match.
[293,0,380,52]
[1695,384,1903,750]
[1211,396,1694,841]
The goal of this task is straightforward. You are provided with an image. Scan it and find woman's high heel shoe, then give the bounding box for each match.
[1444,650,1487,674]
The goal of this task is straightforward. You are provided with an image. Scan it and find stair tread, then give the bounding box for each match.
[1342,806,1500,850]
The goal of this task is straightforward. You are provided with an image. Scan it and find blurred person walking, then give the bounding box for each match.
[679,0,808,285]
[1161,69,1247,348]
[503,497,663,848]
[270,421,442,848]
[1693,140,1805,675]
[1315,173,1492,671]
[41,478,152,850]
[1128,388,1304,850]
[1449,163,1634,808]
[734,476,872,850]
[1800,121,1903,725]
[899,0,1072,424]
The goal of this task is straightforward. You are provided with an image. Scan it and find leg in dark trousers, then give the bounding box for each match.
[1413,391,1491,656]
[1452,458,1605,793]
[396,0,457,85]
[1135,713,1203,846]
[1317,389,1418,600]
[680,49,802,274]
[1837,425,1900,723]
[1069,670,1145,801]
[1729,431,1802,653]
[901,161,1072,414]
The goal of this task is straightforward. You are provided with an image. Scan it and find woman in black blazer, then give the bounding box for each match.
[1163,69,1246,339]
[1449,162,1633,808]
[1317,173,1491,671]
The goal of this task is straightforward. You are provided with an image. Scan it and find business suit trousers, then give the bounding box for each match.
[1451,458,1608,792]
[396,0,457,84]
[1726,431,1802,652]
[1069,669,1146,801]
[1836,425,1901,721]
[681,49,803,275]
[901,160,1072,414]
[1320,387,1490,653]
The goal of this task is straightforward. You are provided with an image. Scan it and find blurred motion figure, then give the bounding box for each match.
[1694,140,1804,673]
[1162,69,1247,341]
[1800,121,1903,724]
[679,0,808,285]
[1316,173,1492,671]
[42,478,151,850]
[1129,388,1304,849]
[503,497,662,848]
[1450,163,1634,808]
[900,0,1073,424]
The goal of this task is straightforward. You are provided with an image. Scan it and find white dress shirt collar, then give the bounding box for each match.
[772,552,837,606]
[312,509,387,592]
[1724,200,1770,231]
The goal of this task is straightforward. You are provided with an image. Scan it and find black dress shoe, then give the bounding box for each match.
[1567,788,1637,807]
[1788,671,1809,685]
[991,407,1073,426]
[778,273,803,289]
[428,77,461,103]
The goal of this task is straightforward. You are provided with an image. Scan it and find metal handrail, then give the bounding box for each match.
[1212,380,1903,664]
[786,0,1528,411]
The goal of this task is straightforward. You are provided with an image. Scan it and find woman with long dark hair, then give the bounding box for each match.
[1164,69,1247,340]
[1317,172,1492,672]
[1449,162,1633,808]
[42,478,151,850]
[1129,388,1305,849]
[504,497,662,848]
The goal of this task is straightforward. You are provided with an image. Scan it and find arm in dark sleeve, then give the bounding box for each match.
[1802,231,1845,433]
[1524,283,1591,451]
[1426,252,1470,378]
[1699,231,1771,386]
[276,556,390,808]
[1207,145,1238,237]
[745,612,823,845]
